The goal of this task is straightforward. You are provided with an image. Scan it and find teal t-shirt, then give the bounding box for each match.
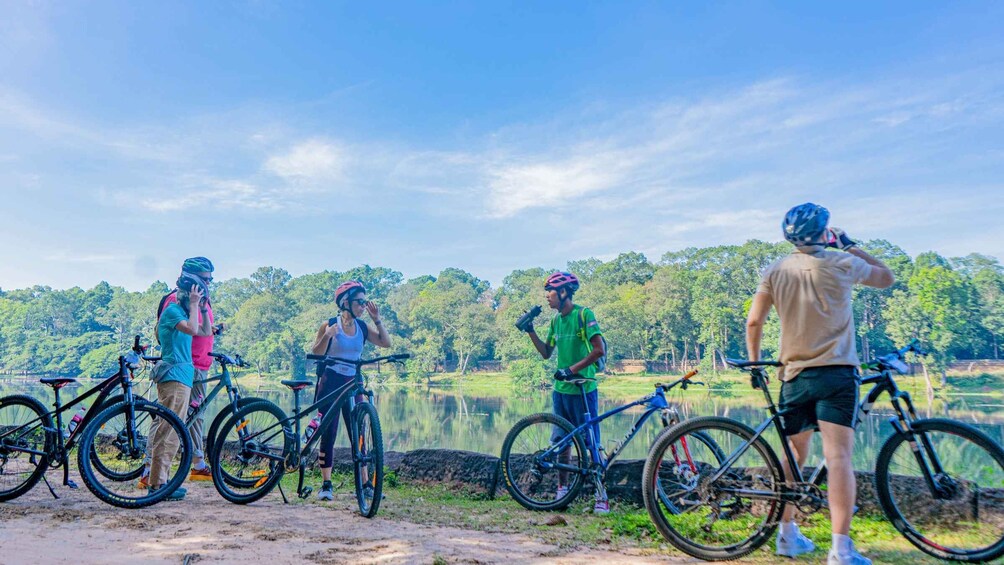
[157,303,194,387]
[546,305,602,395]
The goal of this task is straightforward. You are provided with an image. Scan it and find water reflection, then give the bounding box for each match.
[6,379,1003,470]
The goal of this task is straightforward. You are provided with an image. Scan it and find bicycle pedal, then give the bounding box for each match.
[66,479,79,489]
[299,487,313,499]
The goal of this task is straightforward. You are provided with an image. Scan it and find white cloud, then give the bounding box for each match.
[264,139,345,183]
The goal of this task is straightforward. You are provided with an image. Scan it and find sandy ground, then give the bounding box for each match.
[0,471,691,565]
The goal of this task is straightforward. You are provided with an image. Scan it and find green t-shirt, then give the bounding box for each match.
[157,303,195,387]
[546,305,602,395]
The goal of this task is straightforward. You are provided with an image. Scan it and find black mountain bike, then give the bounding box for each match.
[210,353,409,518]
[138,350,265,487]
[0,337,191,508]
[642,341,1004,562]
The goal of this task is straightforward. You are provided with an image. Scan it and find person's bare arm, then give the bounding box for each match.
[745,292,773,362]
[527,329,554,359]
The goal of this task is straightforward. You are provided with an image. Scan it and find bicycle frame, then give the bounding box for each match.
[543,371,700,477]
[0,354,139,489]
[185,360,243,429]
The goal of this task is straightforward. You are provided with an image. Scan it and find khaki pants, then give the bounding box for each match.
[149,381,191,488]
[190,368,208,459]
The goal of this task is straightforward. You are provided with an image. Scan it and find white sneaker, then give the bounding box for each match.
[828,544,871,565]
[555,485,569,500]
[776,528,815,557]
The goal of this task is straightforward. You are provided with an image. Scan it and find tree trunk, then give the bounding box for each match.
[921,363,934,405]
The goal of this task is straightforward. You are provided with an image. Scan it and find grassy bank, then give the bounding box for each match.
[280,469,953,564]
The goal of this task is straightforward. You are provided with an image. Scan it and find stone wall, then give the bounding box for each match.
[322,447,1004,524]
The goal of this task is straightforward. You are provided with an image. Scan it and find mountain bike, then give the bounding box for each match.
[500,369,723,511]
[642,342,1004,562]
[0,336,191,508]
[209,353,409,518]
[136,351,266,488]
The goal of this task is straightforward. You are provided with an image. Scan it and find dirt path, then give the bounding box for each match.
[0,474,692,565]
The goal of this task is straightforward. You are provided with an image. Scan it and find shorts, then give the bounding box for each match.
[778,365,860,436]
[551,389,601,448]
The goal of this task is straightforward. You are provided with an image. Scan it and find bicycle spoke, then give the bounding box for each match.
[878,420,1004,560]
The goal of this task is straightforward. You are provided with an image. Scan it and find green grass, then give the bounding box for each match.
[266,467,970,564]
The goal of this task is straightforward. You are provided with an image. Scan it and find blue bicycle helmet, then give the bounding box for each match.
[782,203,829,245]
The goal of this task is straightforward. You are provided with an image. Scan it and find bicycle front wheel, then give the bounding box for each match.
[0,395,53,502]
[500,412,588,511]
[642,416,784,561]
[352,402,384,517]
[875,418,1004,562]
[78,400,191,509]
[211,401,291,504]
[88,394,149,482]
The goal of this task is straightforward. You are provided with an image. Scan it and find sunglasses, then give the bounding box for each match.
[351,298,369,306]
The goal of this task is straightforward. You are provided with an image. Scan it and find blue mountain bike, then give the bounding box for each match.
[500,370,723,511]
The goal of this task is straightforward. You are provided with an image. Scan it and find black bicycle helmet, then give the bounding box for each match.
[782,203,829,245]
[177,271,210,301]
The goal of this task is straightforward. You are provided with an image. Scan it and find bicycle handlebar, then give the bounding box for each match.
[306,353,411,366]
[208,351,248,368]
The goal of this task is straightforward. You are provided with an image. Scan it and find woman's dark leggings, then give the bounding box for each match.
[314,372,361,468]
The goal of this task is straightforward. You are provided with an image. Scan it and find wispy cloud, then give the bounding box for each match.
[264,139,345,184]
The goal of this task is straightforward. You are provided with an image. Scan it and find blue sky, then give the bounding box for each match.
[1,1,1003,290]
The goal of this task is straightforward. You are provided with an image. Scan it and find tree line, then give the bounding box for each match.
[1,240,1002,386]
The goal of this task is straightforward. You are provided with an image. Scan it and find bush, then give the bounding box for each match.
[508,358,552,390]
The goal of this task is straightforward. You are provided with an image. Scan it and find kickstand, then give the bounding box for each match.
[277,482,289,504]
[42,474,60,499]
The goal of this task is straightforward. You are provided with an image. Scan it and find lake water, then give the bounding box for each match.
[6,376,1004,470]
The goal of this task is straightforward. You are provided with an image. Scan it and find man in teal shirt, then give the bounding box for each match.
[523,271,607,513]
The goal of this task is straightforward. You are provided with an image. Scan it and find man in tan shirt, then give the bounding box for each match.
[746,203,893,565]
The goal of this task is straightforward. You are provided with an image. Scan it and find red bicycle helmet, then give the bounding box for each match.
[334,280,366,310]
[544,272,580,293]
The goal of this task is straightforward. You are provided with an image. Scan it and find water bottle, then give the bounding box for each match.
[304,412,323,442]
[66,406,86,437]
[188,393,204,419]
[514,305,542,332]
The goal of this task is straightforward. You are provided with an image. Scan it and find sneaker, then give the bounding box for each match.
[189,466,213,481]
[776,528,815,557]
[136,473,150,490]
[828,543,871,565]
[555,485,569,500]
[593,499,610,514]
[148,485,186,501]
[317,481,334,501]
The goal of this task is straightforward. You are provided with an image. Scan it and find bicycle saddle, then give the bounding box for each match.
[281,379,313,390]
[39,377,77,388]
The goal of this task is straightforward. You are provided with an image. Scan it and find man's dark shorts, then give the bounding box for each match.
[778,365,860,436]
[551,389,601,447]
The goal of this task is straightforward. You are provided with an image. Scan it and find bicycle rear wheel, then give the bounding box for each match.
[211,401,291,504]
[642,416,784,561]
[875,418,1004,562]
[352,402,384,517]
[78,400,191,508]
[500,412,588,511]
[0,395,53,502]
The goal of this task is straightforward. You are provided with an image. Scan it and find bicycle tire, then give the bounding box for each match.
[205,396,263,485]
[352,402,384,518]
[78,400,192,508]
[0,395,53,502]
[210,401,291,504]
[500,412,588,511]
[642,416,785,561]
[875,418,1004,562]
[88,394,149,482]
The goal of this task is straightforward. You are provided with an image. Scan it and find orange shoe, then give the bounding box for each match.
[189,466,213,481]
[136,473,150,489]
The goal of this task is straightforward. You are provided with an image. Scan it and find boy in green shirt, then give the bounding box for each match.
[523,271,608,513]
